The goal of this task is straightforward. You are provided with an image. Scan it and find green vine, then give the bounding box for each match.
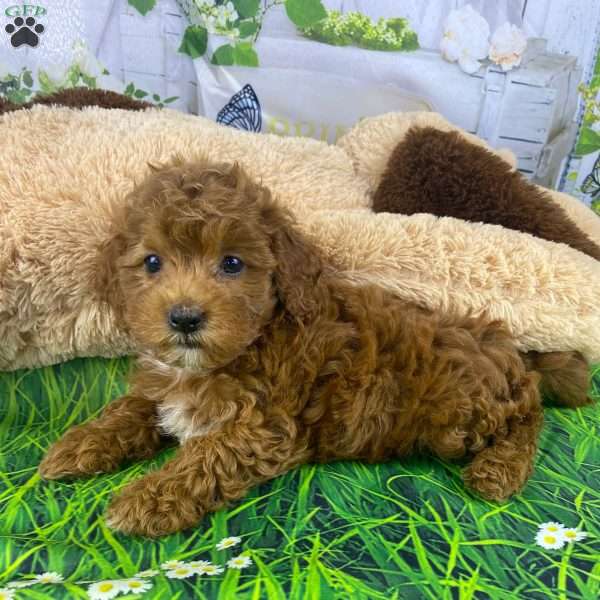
[124,82,179,107]
[174,1,419,65]
[0,68,35,104]
[575,54,600,157]
[38,64,98,95]
[0,66,179,110]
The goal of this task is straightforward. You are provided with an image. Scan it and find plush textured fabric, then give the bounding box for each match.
[0,88,152,114]
[0,104,599,371]
[371,126,600,259]
[339,111,600,248]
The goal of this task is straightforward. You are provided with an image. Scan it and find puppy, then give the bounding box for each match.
[39,158,590,537]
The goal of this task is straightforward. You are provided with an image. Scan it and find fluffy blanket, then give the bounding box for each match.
[0,99,599,371]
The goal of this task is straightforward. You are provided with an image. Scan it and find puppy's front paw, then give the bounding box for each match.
[463,449,531,502]
[39,426,123,480]
[106,475,203,537]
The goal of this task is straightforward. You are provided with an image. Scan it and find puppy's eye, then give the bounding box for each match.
[144,254,162,274]
[221,255,245,275]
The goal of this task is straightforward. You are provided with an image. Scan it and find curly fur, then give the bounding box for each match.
[373,126,600,261]
[39,159,589,537]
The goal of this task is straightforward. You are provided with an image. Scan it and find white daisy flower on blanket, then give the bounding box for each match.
[120,578,153,594]
[227,555,253,570]
[0,588,15,600]
[87,580,125,599]
[196,563,224,576]
[538,522,564,535]
[535,527,566,550]
[563,528,588,543]
[34,572,64,584]
[160,560,186,570]
[216,536,241,550]
[134,569,159,578]
[165,565,196,579]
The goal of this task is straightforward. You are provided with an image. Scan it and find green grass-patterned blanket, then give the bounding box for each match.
[1,359,599,599]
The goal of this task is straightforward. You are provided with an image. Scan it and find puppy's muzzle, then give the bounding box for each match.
[168,304,206,334]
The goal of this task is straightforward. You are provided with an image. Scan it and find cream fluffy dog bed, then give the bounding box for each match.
[0,102,599,371]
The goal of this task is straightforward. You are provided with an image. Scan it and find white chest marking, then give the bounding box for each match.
[157,402,215,443]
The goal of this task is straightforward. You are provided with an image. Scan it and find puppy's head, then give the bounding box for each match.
[111,157,321,371]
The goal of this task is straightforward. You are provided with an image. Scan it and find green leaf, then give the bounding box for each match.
[211,44,235,66]
[37,71,54,94]
[127,0,156,16]
[163,96,179,103]
[285,0,326,28]
[233,42,258,67]
[576,127,600,155]
[134,89,148,98]
[22,71,33,88]
[67,65,81,86]
[80,73,97,89]
[124,82,135,96]
[238,19,259,38]
[178,25,208,59]
[152,93,160,101]
[234,42,259,67]
[233,0,259,19]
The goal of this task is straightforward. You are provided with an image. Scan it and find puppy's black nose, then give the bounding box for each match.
[168,305,205,334]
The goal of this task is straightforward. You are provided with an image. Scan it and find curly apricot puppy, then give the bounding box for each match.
[39,159,589,537]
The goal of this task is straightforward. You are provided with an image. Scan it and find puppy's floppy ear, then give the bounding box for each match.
[260,194,324,320]
[93,194,138,322]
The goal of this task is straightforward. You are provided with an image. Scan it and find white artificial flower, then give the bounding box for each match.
[120,578,153,594]
[86,580,125,600]
[216,11,227,28]
[216,536,241,550]
[34,572,64,584]
[160,560,185,570]
[196,564,224,576]
[440,4,490,74]
[227,555,253,570]
[165,566,196,579]
[0,589,15,600]
[538,522,564,534]
[217,1,237,26]
[535,528,566,550]
[563,528,588,543]
[134,569,159,578]
[489,22,527,71]
[203,14,217,33]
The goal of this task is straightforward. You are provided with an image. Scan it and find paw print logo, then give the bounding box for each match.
[5,16,45,48]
